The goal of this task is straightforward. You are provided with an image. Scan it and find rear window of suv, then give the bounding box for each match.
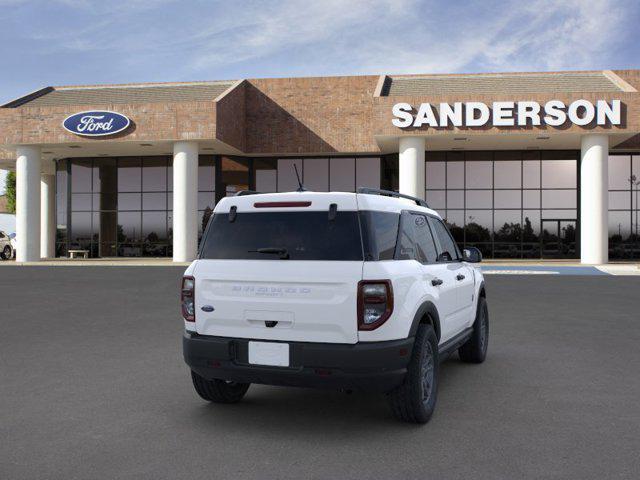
[199,211,364,261]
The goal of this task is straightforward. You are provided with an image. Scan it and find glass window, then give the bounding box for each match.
[71,193,92,211]
[541,160,576,188]
[71,159,92,192]
[426,161,446,189]
[118,158,142,191]
[608,155,631,190]
[200,212,363,261]
[523,190,541,209]
[523,160,540,188]
[465,161,492,188]
[329,157,355,192]
[197,192,215,211]
[465,211,492,243]
[118,193,141,211]
[143,192,167,210]
[255,158,277,192]
[396,212,422,262]
[609,191,631,210]
[429,217,460,261]
[142,211,167,241]
[447,190,464,209]
[359,211,399,261]
[466,190,492,209]
[494,210,522,242]
[198,156,215,191]
[446,161,464,189]
[426,190,446,210]
[277,159,303,192]
[542,190,576,209]
[444,210,464,243]
[494,190,521,208]
[118,212,142,243]
[356,157,381,189]
[143,157,167,191]
[303,158,329,191]
[494,161,521,188]
[413,215,438,263]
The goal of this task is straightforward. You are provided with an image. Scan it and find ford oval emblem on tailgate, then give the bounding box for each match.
[201,305,215,312]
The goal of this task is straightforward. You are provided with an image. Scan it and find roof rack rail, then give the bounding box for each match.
[357,187,430,208]
[234,190,262,196]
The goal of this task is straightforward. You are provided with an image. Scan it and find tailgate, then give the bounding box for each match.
[194,260,362,344]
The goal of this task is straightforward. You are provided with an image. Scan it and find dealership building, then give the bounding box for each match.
[1,69,639,263]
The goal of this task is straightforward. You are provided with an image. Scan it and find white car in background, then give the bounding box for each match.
[0,231,14,260]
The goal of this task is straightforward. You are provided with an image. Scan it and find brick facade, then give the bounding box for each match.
[1,70,639,157]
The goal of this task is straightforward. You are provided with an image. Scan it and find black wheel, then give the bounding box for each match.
[1,245,11,260]
[190,370,250,404]
[386,323,439,424]
[459,296,489,364]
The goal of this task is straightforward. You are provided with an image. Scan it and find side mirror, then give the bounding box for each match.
[463,247,482,263]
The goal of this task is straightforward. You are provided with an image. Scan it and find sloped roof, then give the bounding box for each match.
[2,81,236,108]
[381,72,628,96]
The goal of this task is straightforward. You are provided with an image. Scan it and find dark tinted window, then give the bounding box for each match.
[200,211,363,261]
[413,215,438,263]
[359,211,399,261]
[396,212,436,263]
[428,217,460,261]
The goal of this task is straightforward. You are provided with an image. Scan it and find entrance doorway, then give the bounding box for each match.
[215,157,251,203]
[541,219,578,258]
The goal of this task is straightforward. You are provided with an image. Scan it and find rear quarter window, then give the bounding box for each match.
[359,211,400,261]
[199,211,363,261]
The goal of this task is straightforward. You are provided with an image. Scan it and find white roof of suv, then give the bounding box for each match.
[214,191,442,218]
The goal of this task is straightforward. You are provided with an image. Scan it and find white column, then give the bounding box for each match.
[580,134,609,264]
[173,141,198,262]
[16,146,41,262]
[398,137,426,199]
[40,161,56,259]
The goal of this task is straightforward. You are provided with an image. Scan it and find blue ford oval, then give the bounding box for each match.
[63,110,130,137]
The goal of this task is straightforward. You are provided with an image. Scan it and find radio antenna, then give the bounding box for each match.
[293,163,307,192]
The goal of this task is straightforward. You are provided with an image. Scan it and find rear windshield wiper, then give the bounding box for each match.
[249,247,290,259]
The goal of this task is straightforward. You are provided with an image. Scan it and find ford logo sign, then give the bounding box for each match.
[62,110,130,137]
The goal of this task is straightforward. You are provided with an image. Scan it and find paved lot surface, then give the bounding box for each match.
[1,267,640,480]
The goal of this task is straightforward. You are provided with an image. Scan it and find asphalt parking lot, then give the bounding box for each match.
[1,267,640,480]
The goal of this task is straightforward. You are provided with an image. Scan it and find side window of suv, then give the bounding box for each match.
[428,217,461,262]
[396,212,437,263]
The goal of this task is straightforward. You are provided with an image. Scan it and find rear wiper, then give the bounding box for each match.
[249,247,290,259]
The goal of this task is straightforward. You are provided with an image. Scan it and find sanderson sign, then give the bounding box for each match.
[63,110,131,137]
[391,100,622,128]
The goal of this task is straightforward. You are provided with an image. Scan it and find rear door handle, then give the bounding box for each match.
[431,278,443,286]
[456,274,465,281]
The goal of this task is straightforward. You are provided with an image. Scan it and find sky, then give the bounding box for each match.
[1,0,639,193]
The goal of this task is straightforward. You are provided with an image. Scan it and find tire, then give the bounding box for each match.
[1,245,11,260]
[190,370,250,404]
[386,323,439,424]
[458,296,489,364]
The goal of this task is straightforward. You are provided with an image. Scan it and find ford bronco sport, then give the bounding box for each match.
[182,188,487,423]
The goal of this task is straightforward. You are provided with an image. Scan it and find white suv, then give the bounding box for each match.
[182,188,488,423]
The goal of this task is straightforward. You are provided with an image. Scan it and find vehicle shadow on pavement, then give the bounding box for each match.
[179,356,476,434]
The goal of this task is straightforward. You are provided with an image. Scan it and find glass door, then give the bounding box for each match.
[541,219,578,258]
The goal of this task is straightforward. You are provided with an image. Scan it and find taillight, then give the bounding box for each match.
[181,276,195,322]
[357,280,393,330]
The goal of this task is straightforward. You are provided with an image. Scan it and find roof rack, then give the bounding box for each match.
[234,190,262,196]
[357,188,430,208]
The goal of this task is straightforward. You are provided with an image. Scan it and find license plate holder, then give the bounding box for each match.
[248,341,290,367]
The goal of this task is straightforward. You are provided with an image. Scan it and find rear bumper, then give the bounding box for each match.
[183,331,414,392]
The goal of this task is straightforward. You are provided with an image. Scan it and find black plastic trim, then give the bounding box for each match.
[408,301,441,341]
[183,332,414,392]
